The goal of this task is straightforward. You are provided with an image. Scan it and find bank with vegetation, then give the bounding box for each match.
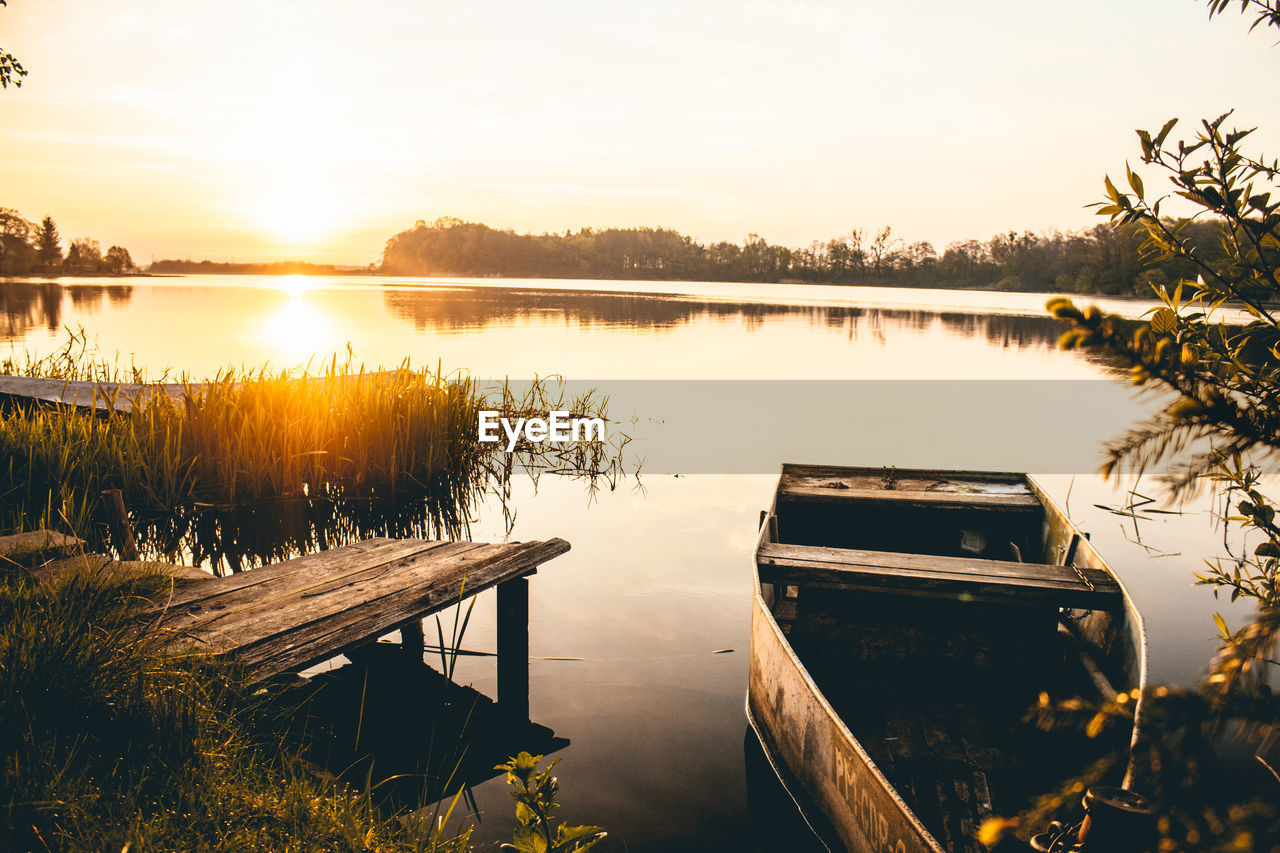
[377,215,1229,296]
[0,209,136,276]
[0,337,617,851]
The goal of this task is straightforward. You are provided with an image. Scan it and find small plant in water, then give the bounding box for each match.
[496,752,606,853]
[435,581,476,681]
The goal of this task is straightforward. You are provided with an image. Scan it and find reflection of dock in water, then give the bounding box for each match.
[297,643,570,810]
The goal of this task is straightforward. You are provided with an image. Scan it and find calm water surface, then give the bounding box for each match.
[0,275,1249,850]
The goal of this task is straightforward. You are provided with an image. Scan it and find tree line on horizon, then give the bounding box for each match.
[147,259,342,275]
[0,208,134,276]
[380,215,1232,296]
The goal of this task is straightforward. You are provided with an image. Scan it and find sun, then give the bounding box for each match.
[250,187,337,247]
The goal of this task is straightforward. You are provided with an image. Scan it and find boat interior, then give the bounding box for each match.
[759,466,1134,852]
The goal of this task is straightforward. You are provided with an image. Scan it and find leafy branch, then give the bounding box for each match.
[496,752,606,853]
[0,1,26,90]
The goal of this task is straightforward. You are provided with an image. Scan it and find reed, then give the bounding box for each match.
[0,338,626,570]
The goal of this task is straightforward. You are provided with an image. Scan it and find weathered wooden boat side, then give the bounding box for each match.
[746,465,1149,853]
[748,584,945,853]
[748,485,945,853]
[1028,476,1149,787]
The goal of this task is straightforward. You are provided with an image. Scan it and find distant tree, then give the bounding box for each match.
[378,216,1234,292]
[36,216,61,271]
[868,226,899,278]
[64,238,102,274]
[103,245,134,274]
[0,207,35,274]
[0,1,26,90]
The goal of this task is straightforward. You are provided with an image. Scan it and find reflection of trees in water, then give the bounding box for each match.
[0,281,134,339]
[383,286,1118,368]
[137,481,480,574]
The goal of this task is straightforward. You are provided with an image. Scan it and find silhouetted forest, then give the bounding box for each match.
[0,207,135,276]
[148,260,340,275]
[381,216,1231,296]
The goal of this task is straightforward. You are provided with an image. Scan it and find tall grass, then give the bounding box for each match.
[0,335,627,570]
[0,564,471,852]
[0,333,611,849]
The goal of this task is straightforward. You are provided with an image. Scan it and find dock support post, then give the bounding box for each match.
[496,574,530,721]
[401,619,425,661]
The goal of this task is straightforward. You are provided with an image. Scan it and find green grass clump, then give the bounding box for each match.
[0,359,486,542]
[0,564,471,852]
[0,336,624,569]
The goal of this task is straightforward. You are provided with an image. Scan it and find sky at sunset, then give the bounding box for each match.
[2,0,1278,265]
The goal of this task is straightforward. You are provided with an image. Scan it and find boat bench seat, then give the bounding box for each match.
[777,483,1042,510]
[757,542,1123,611]
[777,466,1041,511]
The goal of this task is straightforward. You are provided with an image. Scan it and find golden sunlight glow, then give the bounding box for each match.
[259,296,337,359]
[279,274,309,298]
[3,3,1279,262]
[249,187,338,247]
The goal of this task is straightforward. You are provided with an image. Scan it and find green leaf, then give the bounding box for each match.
[510,826,550,853]
[1151,307,1177,333]
[1126,163,1144,198]
[554,824,607,851]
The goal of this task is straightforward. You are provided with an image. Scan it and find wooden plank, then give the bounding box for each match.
[168,541,492,643]
[149,537,422,611]
[758,544,1121,610]
[155,540,474,637]
[32,553,212,585]
[231,539,570,681]
[231,540,567,677]
[0,375,186,414]
[777,464,1039,511]
[0,530,87,566]
[759,543,1117,588]
[761,564,1120,609]
[778,483,1041,510]
[31,553,113,578]
[781,464,1028,485]
[205,542,530,652]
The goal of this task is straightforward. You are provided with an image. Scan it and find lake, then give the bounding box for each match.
[0,274,1247,850]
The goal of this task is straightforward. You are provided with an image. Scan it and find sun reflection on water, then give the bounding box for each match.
[259,292,338,361]
[278,274,309,298]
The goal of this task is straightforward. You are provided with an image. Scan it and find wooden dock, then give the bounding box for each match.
[0,375,185,414]
[4,531,570,717]
[146,537,569,698]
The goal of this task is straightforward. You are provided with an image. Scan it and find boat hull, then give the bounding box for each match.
[747,468,1149,852]
[748,587,944,853]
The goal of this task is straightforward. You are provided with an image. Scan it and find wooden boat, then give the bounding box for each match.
[746,465,1149,853]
